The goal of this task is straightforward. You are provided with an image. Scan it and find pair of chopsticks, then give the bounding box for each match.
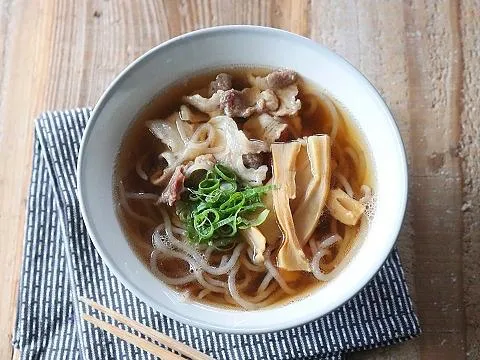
[79,296,213,360]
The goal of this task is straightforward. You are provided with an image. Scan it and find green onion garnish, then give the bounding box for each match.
[177,164,274,248]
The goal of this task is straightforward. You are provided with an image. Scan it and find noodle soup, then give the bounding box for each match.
[115,68,374,309]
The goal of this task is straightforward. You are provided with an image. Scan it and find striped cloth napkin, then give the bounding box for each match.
[13,109,420,360]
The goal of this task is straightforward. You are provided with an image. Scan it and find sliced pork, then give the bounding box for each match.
[208,73,233,96]
[158,166,186,206]
[248,69,297,90]
[182,91,224,115]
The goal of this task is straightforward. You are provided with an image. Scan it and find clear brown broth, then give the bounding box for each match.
[114,67,374,308]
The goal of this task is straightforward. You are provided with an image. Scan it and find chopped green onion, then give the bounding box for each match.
[214,164,237,182]
[237,209,270,229]
[219,192,245,215]
[176,164,273,246]
[198,178,220,193]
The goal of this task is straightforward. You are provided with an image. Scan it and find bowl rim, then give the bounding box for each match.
[77,25,408,334]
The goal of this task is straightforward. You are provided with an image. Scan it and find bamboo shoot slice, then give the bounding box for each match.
[257,180,282,244]
[290,140,310,212]
[272,142,311,272]
[240,227,266,264]
[293,135,332,246]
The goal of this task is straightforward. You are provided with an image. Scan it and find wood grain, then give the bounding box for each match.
[0,0,478,359]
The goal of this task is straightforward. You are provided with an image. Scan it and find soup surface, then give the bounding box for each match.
[115,68,374,309]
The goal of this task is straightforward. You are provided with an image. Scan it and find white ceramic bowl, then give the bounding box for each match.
[77,25,407,334]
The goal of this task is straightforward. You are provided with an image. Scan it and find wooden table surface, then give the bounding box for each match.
[0,1,478,359]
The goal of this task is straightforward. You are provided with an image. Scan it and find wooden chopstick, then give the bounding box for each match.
[80,296,213,360]
[82,313,183,360]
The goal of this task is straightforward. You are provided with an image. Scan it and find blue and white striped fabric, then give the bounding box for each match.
[13,109,420,360]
